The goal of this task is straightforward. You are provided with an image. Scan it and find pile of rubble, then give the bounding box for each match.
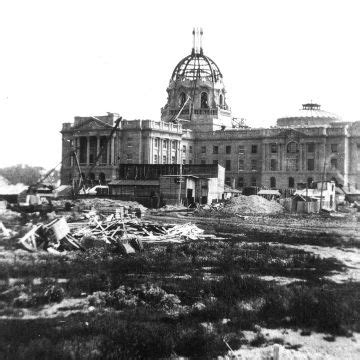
[196,195,284,217]
[15,212,208,254]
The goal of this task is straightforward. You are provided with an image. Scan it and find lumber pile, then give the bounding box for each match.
[16,213,208,253]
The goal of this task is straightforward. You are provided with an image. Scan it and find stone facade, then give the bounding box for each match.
[60,32,360,191]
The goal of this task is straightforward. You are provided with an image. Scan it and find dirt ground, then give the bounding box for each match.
[0,204,360,359]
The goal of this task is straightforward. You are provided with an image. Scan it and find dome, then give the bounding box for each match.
[171,52,223,83]
[277,103,341,127]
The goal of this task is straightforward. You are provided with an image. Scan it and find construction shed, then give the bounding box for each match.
[108,164,225,207]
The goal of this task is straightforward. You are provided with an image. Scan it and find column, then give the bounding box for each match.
[262,143,266,171]
[96,136,100,164]
[86,136,90,165]
[107,140,111,165]
[110,136,115,165]
[299,143,303,171]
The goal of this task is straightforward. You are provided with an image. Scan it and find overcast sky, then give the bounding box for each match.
[1,0,360,169]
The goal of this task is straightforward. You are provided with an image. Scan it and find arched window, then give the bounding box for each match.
[270,177,276,188]
[288,177,295,188]
[307,177,313,187]
[99,172,106,184]
[179,92,186,107]
[201,92,209,108]
[287,141,298,153]
[219,94,223,106]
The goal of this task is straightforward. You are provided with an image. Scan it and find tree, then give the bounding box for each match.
[0,164,44,185]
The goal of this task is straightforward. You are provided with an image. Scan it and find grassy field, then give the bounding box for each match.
[0,213,359,359]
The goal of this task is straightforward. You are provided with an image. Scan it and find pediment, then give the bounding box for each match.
[73,118,113,131]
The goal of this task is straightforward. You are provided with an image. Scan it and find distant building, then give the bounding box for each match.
[60,30,360,193]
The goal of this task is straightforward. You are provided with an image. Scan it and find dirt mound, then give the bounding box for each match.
[221,195,284,215]
[196,195,284,217]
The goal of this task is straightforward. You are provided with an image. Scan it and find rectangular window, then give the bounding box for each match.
[225,177,231,186]
[189,146,193,153]
[270,143,277,153]
[172,141,176,150]
[331,144,338,153]
[238,159,244,171]
[238,145,245,154]
[251,177,257,186]
[189,159,193,165]
[213,160,218,165]
[127,153,132,160]
[226,145,231,154]
[171,156,176,164]
[331,158,338,169]
[182,145,186,152]
[251,145,258,154]
[213,146,218,154]
[307,143,315,153]
[182,159,186,165]
[226,159,231,171]
[251,159,257,171]
[163,140,167,149]
[270,159,277,171]
[163,155,166,164]
[238,177,244,188]
[154,154,158,164]
[307,158,314,171]
[127,137,133,147]
[154,138,159,148]
[201,146,206,153]
[200,159,206,165]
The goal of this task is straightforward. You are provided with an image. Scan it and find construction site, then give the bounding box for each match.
[1,27,360,360]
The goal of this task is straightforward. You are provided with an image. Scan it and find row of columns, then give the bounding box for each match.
[71,135,115,166]
[150,137,179,164]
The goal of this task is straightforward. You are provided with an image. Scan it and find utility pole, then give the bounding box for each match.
[319,159,326,211]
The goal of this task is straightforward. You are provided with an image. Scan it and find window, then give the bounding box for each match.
[201,159,206,165]
[307,177,313,187]
[219,94,223,106]
[331,144,338,153]
[179,92,186,106]
[238,145,245,154]
[127,137,133,147]
[307,143,315,153]
[182,159,186,165]
[251,159,257,171]
[225,177,231,186]
[226,160,231,171]
[307,158,314,171]
[201,92,209,108]
[213,160,218,165]
[251,145,258,153]
[172,141,177,150]
[238,177,244,188]
[330,158,338,169]
[251,176,257,186]
[189,159,193,165]
[171,156,176,164]
[201,146,206,153]
[238,159,244,171]
[270,177,276,188]
[226,145,231,154]
[287,158,298,171]
[288,177,295,188]
[163,155,166,164]
[213,146,218,154]
[127,153,132,161]
[287,141,298,153]
[182,145,186,153]
[270,159,277,171]
[270,143,277,153]
[154,154,158,164]
[163,140,167,149]
[154,138,159,148]
[189,146,193,153]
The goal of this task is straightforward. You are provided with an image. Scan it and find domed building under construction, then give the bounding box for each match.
[60,30,360,205]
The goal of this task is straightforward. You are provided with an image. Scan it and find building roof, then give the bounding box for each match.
[277,103,341,127]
